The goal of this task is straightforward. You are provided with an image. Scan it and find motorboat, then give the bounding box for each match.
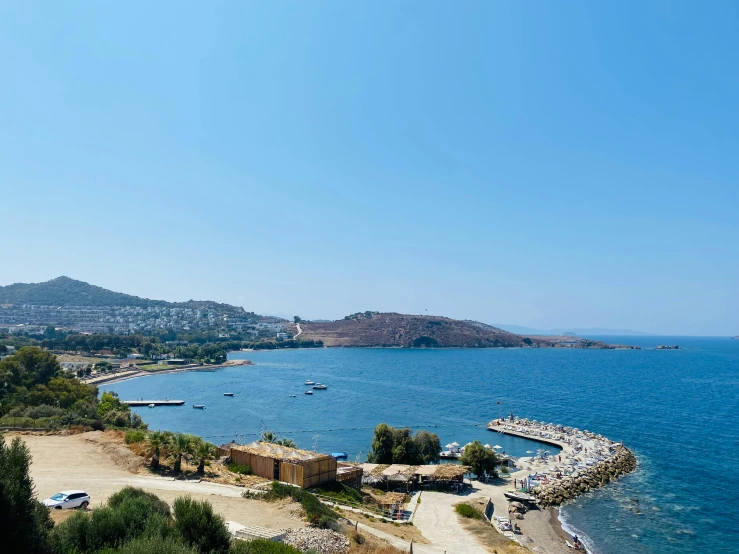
[305,380,315,385]
[504,491,537,503]
[304,390,313,395]
[193,404,206,409]
[223,393,234,396]
[440,450,462,459]
[312,384,328,390]
[148,403,155,408]
[290,394,296,398]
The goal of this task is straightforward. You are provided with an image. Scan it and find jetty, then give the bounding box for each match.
[488,417,636,507]
[122,400,185,406]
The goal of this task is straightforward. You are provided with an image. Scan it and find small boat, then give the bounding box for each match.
[312,384,328,390]
[193,404,206,409]
[504,492,537,503]
[290,394,296,398]
[223,393,234,396]
[305,390,313,395]
[331,452,348,460]
[148,404,155,408]
[305,380,315,385]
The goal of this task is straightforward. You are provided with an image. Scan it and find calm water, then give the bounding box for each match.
[102,337,739,554]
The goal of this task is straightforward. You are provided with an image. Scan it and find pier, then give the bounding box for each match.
[122,400,185,406]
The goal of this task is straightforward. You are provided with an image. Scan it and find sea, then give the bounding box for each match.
[101,336,739,554]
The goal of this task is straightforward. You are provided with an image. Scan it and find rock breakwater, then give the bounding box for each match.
[532,445,637,507]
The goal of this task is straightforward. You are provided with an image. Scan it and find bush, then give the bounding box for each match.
[228,463,251,475]
[229,539,301,553]
[125,430,147,445]
[113,535,197,554]
[172,496,231,553]
[0,434,55,553]
[309,481,363,505]
[107,487,171,517]
[455,503,481,519]
[265,482,337,527]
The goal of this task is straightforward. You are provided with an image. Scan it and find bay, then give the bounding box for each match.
[102,336,739,554]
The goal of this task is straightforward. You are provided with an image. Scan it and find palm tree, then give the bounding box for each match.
[168,433,192,473]
[260,430,277,443]
[277,438,297,448]
[143,431,166,469]
[194,441,217,474]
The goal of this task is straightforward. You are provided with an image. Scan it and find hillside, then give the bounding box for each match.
[288,313,620,349]
[0,276,245,314]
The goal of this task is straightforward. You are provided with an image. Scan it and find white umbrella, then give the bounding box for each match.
[451,442,460,447]
[484,443,492,449]
[493,445,503,449]
[445,443,456,449]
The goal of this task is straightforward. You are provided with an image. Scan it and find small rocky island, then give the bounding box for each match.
[656,344,680,350]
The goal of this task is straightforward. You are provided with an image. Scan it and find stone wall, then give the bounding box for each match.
[532,445,637,507]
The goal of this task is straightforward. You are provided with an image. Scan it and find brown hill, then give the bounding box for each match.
[289,313,620,349]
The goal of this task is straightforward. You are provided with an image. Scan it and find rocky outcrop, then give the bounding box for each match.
[532,446,637,507]
[281,528,349,554]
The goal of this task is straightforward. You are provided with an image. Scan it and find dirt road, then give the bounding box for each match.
[8,432,303,530]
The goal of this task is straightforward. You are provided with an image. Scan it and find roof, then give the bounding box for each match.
[414,465,439,476]
[382,464,412,476]
[230,441,332,464]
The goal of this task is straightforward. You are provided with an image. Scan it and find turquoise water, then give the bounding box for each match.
[102,337,739,554]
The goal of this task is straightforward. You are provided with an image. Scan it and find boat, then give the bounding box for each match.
[440,450,462,459]
[148,403,155,408]
[331,452,348,459]
[304,390,313,395]
[504,491,537,503]
[305,380,315,385]
[193,404,206,409]
[290,394,296,398]
[312,384,328,390]
[223,393,234,397]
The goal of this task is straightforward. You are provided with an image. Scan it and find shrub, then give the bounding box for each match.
[113,535,197,554]
[107,487,171,517]
[309,481,363,505]
[228,539,301,553]
[0,434,55,553]
[455,503,481,519]
[228,463,251,475]
[172,496,231,553]
[264,482,337,527]
[125,430,147,445]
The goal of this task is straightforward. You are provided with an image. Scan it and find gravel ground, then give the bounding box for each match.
[281,528,350,554]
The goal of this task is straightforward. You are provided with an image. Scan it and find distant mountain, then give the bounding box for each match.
[0,276,245,314]
[288,313,625,349]
[492,323,653,336]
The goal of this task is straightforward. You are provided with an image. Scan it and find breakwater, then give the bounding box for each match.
[532,445,637,506]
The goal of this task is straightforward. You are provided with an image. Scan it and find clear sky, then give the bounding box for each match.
[1,1,737,335]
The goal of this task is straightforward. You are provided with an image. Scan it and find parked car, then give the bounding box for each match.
[42,490,90,510]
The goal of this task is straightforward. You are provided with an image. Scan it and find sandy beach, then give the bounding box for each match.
[83,358,254,386]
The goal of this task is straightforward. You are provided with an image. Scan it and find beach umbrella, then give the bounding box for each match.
[526,450,534,454]
[493,445,503,449]
[445,443,456,449]
[484,443,492,449]
[451,442,460,447]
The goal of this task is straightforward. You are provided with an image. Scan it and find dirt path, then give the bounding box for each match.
[8,433,303,530]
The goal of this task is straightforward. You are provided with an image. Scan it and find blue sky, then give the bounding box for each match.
[1,1,737,335]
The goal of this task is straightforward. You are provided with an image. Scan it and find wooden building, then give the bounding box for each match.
[219,441,337,488]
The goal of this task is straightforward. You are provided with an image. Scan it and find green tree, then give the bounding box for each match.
[193,440,217,474]
[172,496,231,554]
[367,423,395,463]
[413,430,442,464]
[143,431,167,470]
[460,440,498,479]
[293,316,302,323]
[168,434,193,473]
[0,433,54,553]
[95,361,112,373]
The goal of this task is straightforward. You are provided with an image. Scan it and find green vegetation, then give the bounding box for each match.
[455,503,482,519]
[309,481,363,505]
[227,463,251,475]
[124,429,147,444]
[228,540,300,554]
[262,481,337,528]
[259,430,297,448]
[367,424,441,464]
[0,347,124,431]
[460,440,498,479]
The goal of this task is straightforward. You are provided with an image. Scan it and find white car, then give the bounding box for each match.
[42,490,90,510]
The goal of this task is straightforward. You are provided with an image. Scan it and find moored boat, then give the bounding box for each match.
[223,393,234,396]
[193,404,206,409]
[312,384,328,390]
[305,380,315,385]
[304,390,313,395]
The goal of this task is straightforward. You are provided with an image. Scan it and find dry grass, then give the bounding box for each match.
[456,498,530,554]
[340,526,406,554]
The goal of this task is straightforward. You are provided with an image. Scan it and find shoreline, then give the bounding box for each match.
[86,359,254,386]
